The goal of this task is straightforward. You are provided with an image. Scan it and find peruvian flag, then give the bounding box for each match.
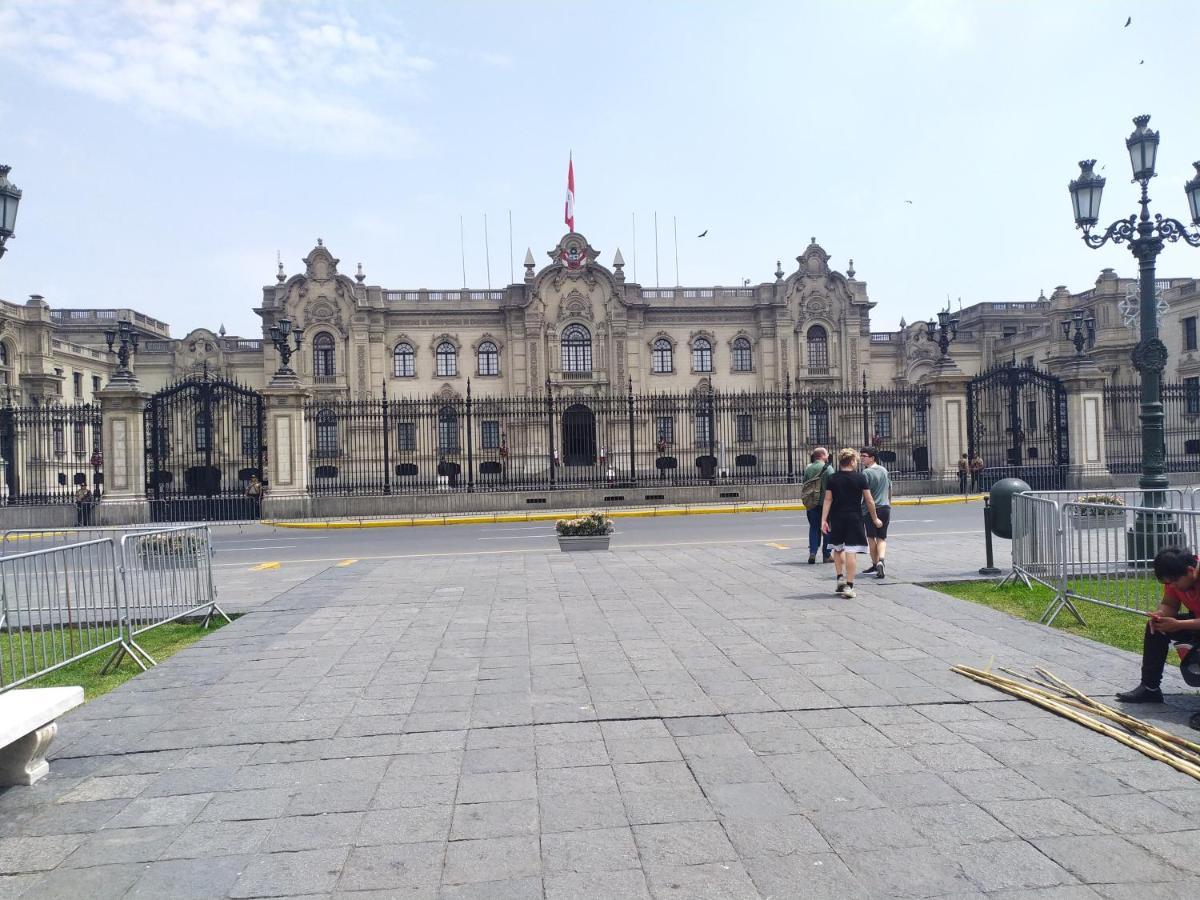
[564,154,575,232]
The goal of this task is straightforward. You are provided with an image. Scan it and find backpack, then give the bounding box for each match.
[801,465,829,508]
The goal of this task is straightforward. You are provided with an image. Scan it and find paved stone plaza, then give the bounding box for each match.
[3,532,1200,898]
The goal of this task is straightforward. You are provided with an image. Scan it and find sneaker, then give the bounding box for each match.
[875,561,886,580]
[1180,646,1200,687]
[862,565,878,576]
[1189,712,1200,732]
[822,555,834,564]
[842,585,856,599]
[807,554,816,565]
[835,577,846,595]
[1114,684,1164,704]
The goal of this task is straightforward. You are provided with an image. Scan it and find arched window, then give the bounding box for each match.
[561,325,592,373]
[651,338,674,374]
[0,343,9,367]
[436,342,457,377]
[731,337,752,372]
[807,325,829,373]
[393,343,414,378]
[477,341,499,376]
[315,408,338,457]
[438,405,459,452]
[313,332,336,378]
[691,337,713,373]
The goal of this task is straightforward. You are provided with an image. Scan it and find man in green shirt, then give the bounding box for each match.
[860,447,892,579]
[802,447,834,564]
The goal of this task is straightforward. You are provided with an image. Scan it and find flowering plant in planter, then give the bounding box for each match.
[655,438,669,454]
[1073,494,1126,516]
[555,512,614,537]
[135,532,208,564]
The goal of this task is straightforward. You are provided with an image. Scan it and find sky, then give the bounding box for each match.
[1,0,1198,339]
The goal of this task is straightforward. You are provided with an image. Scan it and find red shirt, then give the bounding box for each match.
[1163,583,1200,617]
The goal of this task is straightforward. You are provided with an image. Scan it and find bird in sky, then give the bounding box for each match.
[1125,16,1131,26]
[904,200,913,205]
[697,230,708,238]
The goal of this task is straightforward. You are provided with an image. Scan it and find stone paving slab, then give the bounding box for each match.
[2,540,1200,897]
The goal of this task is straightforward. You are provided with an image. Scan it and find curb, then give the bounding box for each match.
[263,494,984,530]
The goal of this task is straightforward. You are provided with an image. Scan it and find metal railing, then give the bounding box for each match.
[0,525,226,692]
[1008,489,1200,626]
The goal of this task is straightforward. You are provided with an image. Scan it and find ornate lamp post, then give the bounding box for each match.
[1069,116,1200,504]
[924,308,959,358]
[103,320,139,385]
[268,315,304,377]
[0,166,21,260]
[1061,309,1096,356]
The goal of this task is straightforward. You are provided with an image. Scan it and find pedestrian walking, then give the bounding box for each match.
[958,454,969,494]
[801,447,834,564]
[1114,546,1200,731]
[860,447,892,580]
[969,452,985,492]
[820,447,883,600]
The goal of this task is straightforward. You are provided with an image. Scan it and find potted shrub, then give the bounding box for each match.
[135,532,208,569]
[1069,493,1126,529]
[555,512,614,551]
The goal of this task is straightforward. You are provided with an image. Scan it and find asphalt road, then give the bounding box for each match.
[208,500,986,568]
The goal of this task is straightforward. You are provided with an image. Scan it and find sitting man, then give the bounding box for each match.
[1116,546,1200,730]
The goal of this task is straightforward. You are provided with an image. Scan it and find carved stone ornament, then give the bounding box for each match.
[557,290,594,322]
[1131,337,1169,374]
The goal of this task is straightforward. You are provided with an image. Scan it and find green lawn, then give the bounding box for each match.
[927,578,1178,662]
[1,617,233,701]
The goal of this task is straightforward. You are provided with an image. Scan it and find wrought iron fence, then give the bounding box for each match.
[1104,383,1200,474]
[0,402,104,506]
[304,385,931,495]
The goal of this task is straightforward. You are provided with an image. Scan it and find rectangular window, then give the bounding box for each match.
[1187,317,1198,352]
[396,422,416,451]
[914,405,927,436]
[655,416,674,446]
[481,420,500,450]
[1187,377,1200,415]
[195,416,210,452]
[694,414,712,445]
[241,425,260,458]
[1026,400,1038,433]
[735,414,753,443]
[438,413,459,452]
[72,372,83,399]
[92,375,101,394]
[73,422,85,454]
[873,411,892,439]
[53,425,65,455]
[1022,356,1034,369]
[1002,326,1018,338]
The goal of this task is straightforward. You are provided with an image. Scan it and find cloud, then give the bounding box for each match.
[0,0,432,157]
[894,0,975,49]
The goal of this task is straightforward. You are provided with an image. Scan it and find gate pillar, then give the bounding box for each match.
[260,378,310,519]
[96,382,149,522]
[1052,355,1108,488]
[925,361,970,490]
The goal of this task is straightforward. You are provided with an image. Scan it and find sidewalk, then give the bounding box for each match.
[266,493,985,530]
[3,538,1198,897]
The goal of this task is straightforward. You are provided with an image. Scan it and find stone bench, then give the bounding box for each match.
[0,687,84,786]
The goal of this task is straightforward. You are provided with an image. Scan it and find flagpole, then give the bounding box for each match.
[654,211,660,289]
[673,216,680,287]
[484,213,492,290]
[508,209,514,285]
[632,212,637,283]
[459,215,467,289]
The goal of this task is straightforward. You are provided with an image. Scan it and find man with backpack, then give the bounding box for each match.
[802,447,834,565]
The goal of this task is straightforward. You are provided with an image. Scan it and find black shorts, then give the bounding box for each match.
[827,514,868,553]
[865,506,891,539]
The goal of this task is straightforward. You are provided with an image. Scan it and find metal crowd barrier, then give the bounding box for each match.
[0,526,226,692]
[1,525,164,557]
[1009,490,1200,626]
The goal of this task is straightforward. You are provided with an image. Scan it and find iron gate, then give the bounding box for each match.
[967,362,1068,490]
[145,372,265,521]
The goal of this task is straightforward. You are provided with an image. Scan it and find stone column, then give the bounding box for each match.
[96,378,149,523]
[260,373,311,519]
[925,357,971,490]
[1053,355,1108,489]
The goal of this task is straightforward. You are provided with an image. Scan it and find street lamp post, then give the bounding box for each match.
[268,315,304,377]
[0,166,21,260]
[103,320,139,385]
[1069,114,1200,557]
[924,308,959,358]
[1061,309,1097,357]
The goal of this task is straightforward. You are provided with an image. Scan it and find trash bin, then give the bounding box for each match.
[989,477,1031,540]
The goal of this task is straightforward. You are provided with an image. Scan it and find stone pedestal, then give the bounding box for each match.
[924,358,971,489]
[260,374,311,519]
[0,686,84,787]
[1052,355,1108,488]
[96,378,149,520]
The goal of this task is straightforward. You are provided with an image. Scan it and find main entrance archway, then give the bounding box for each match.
[967,362,1068,490]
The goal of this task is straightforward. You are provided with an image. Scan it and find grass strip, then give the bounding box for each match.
[1,617,234,701]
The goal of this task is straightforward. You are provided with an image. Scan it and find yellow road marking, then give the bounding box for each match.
[766,542,790,550]
[336,559,358,567]
[250,561,280,571]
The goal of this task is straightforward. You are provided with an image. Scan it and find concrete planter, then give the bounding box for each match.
[557,535,611,552]
[1066,511,1125,530]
